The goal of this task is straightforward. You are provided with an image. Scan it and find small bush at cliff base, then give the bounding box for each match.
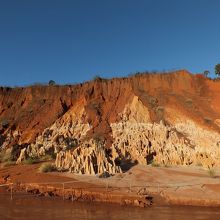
[151,161,160,167]
[0,150,12,163]
[40,153,56,161]
[207,168,216,178]
[3,161,16,167]
[38,163,56,173]
[23,157,39,164]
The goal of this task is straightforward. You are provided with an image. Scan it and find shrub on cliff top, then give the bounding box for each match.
[215,63,220,77]
[48,80,56,86]
[92,75,108,82]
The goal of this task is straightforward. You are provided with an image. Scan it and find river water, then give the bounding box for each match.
[0,192,220,220]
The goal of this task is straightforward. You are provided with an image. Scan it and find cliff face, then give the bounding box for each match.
[1,70,220,174]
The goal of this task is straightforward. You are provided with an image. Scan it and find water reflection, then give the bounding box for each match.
[0,193,220,220]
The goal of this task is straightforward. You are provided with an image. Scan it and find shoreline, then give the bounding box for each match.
[1,163,220,208]
[0,182,154,208]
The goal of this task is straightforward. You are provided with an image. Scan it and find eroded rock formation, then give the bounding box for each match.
[1,70,220,174]
[55,140,122,174]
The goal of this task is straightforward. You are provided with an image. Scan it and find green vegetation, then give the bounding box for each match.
[128,70,159,78]
[2,161,16,167]
[196,162,203,167]
[48,80,56,86]
[93,75,102,81]
[92,75,108,82]
[0,150,16,167]
[23,157,39,165]
[38,163,56,173]
[203,70,210,77]
[215,63,220,77]
[0,150,13,163]
[40,153,56,161]
[207,168,216,178]
[22,153,56,165]
[151,160,160,167]
[163,163,170,168]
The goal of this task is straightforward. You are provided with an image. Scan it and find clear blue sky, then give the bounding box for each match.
[0,0,220,86]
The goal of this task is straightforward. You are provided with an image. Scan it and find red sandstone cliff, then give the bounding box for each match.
[1,70,220,173]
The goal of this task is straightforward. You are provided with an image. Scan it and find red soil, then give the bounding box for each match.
[1,70,220,148]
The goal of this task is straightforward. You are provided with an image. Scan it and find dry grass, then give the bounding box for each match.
[38,163,56,173]
[23,157,39,165]
[151,161,160,167]
[207,168,216,178]
[2,161,16,167]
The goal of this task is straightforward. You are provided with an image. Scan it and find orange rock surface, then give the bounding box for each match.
[1,70,220,173]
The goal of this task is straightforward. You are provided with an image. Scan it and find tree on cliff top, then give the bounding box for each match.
[215,64,220,77]
[48,80,56,86]
[203,70,210,77]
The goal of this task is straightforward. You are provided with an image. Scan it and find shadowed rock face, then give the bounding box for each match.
[1,70,220,174]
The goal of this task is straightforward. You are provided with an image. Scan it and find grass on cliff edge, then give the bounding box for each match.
[38,163,56,173]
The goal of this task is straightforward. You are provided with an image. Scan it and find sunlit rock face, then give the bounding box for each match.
[17,105,91,157]
[55,140,122,175]
[1,71,220,174]
[111,121,220,169]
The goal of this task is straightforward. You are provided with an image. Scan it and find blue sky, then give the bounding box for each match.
[0,0,220,86]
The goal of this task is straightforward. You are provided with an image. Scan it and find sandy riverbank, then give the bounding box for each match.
[0,163,220,207]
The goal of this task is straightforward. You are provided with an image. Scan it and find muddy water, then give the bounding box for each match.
[0,193,220,220]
